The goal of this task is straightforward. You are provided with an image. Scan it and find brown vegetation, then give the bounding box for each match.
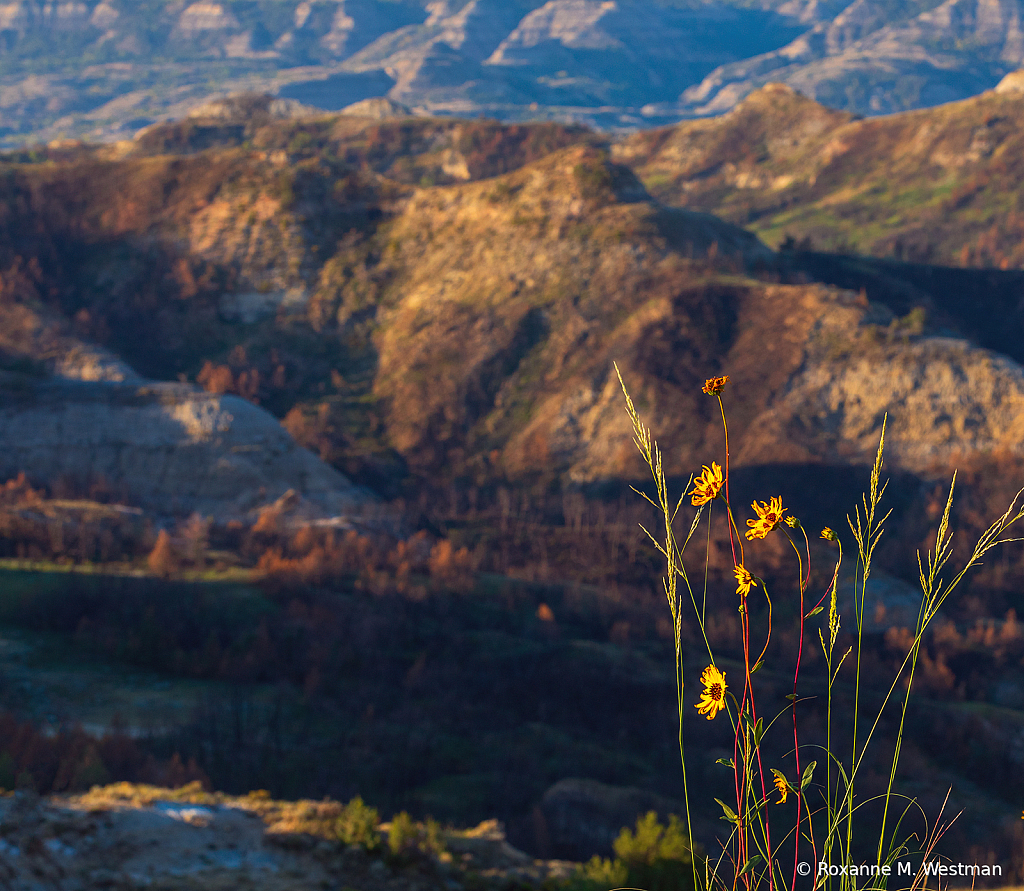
[0,712,207,795]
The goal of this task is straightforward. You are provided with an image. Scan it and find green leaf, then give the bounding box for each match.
[751,658,764,673]
[714,798,738,824]
[785,693,798,701]
[716,758,735,768]
[805,605,824,618]
[801,760,817,790]
[752,717,764,748]
[737,855,763,879]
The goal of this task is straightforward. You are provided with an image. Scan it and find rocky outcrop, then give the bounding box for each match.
[0,294,367,521]
[742,337,1024,472]
[341,96,413,118]
[0,785,574,890]
[995,67,1024,92]
[0,377,370,520]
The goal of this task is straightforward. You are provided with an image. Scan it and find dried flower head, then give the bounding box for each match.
[733,564,757,598]
[696,665,727,720]
[690,462,723,506]
[702,375,730,396]
[745,496,787,540]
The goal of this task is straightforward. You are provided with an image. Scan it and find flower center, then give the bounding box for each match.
[709,683,722,700]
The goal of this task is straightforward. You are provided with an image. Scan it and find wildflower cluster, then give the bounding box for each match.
[616,362,1024,891]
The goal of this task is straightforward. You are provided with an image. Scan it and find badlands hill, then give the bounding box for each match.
[618,79,1024,267]
[4,93,1024,526]
[3,0,1024,143]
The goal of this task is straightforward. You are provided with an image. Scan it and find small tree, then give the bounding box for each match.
[148,529,177,577]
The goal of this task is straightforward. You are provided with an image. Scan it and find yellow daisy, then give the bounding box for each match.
[696,665,727,720]
[733,564,757,598]
[745,496,787,540]
[774,773,789,804]
[689,462,723,506]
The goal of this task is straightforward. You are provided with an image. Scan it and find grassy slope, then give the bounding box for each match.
[617,83,1024,268]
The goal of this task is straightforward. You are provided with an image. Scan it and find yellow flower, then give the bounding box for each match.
[702,375,730,396]
[745,496,787,540]
[696,665,727,720]
[774,773,789,804]
[733,564,757,598]
[820,527,837,542]
[690,462,723,506]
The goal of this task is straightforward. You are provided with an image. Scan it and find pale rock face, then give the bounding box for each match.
[223,30,280,58]
[0,379,370,519]
[340,96,413,117]
[505,274,1024,486]
[51,344,141,383]
[89,0,117,28]
[995,67,1024,90]
[744,340,1024,472]
[175,2,241,38]
[678,0,1024,115]
[294,0,313,29]
[487,0,620,64]
[51,1,89,28]
[320,4,356,55]
[0,2,30,31]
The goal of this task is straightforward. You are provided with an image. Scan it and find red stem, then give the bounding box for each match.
[791,528,817,891]
[719,394,738,568]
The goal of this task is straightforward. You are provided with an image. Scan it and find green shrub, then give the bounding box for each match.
[572,855,628,891]
[567,812,696,891]
[337,795,382,850]
[388,810,416,855]
[613,812,696,891]
[387,810,447,861]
